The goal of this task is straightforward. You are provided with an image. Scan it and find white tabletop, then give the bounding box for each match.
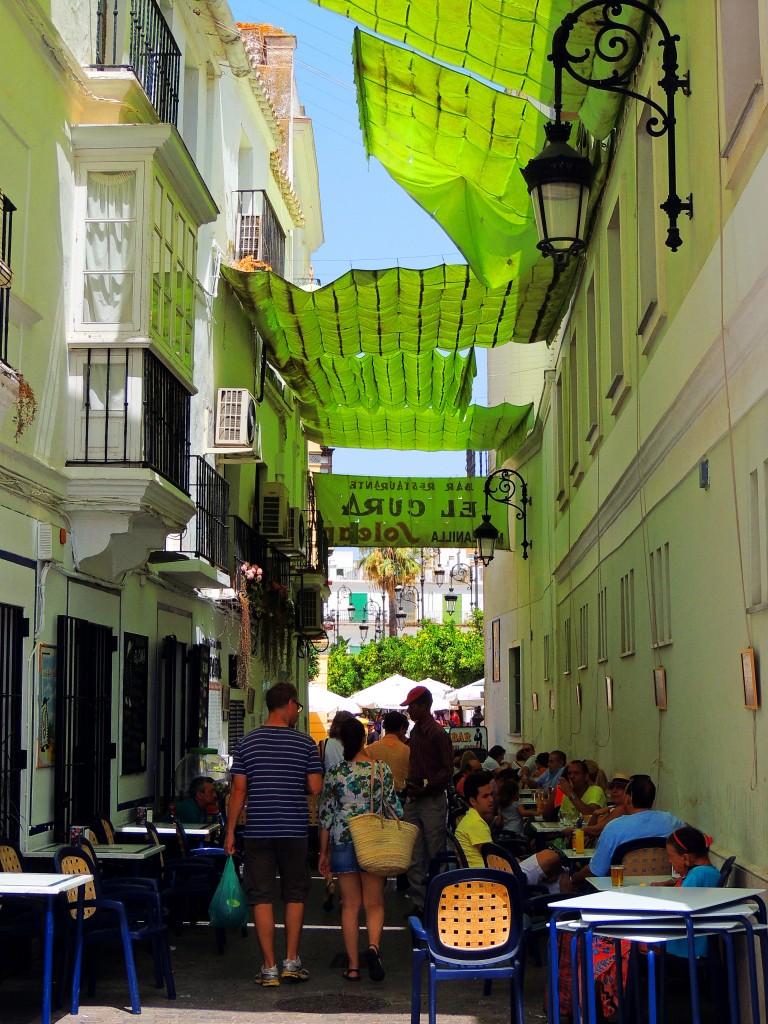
[589,875,670,889]
[0,872,93,895]
[117,824,216,838]
[32,843,163,860]
[531,820,564,832]
[550,885,765,921]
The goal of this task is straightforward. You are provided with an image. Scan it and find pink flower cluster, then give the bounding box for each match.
[240,562,263,582]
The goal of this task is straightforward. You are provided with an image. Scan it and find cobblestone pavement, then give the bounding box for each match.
[0,876,551,1024]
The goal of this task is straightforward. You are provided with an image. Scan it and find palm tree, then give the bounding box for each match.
[356,547,421,637]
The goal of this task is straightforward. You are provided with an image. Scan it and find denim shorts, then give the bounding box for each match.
[330,841,360,874]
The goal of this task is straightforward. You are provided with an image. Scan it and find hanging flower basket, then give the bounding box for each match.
[238,564,296,677]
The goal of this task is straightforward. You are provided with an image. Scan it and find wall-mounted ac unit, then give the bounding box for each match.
[214,388,262,461]
[260,481,289,541]
[276,506,306,557]
[296,589,324,635]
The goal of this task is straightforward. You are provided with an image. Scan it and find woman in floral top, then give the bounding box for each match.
[318,717,402,983]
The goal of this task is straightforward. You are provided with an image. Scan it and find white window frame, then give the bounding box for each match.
[72,160,149,339]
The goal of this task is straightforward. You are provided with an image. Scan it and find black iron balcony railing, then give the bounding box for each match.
[231,517,269,580]
[233,190,286,274]
[69,347,190,494]
[0,192,15,365]
[95,0,180,126]
[167,456,229,569]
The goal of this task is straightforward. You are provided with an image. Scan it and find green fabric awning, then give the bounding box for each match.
[298,402,534,452]
[353,29,545,290]
[220,262,561,358]
[277,348,476,414]
[311,0,631,138]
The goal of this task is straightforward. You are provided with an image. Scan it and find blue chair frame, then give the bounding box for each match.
[54,844,175,1015]
[409,868,527,1024]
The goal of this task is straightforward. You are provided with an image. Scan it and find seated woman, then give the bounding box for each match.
[318,717,402,983]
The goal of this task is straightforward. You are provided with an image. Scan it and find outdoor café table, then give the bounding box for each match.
[0,871,91,1024]
[546,886,768,1024]
[31,842,164,861]
[588,875,670,890]
[29,842,164,875]
[117,822,219,846]
[531,819,565,851]
[561,847,595,868]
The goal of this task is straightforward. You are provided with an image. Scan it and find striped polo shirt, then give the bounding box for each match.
[231,726,323,838]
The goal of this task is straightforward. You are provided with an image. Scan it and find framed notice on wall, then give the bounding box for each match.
[122,633,148,774]
[491,618,501,682]
[742,648,759,709]
[37,645,56,768]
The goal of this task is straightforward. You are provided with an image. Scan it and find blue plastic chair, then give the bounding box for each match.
[54,844,175,1015]
[409,868,527,1024]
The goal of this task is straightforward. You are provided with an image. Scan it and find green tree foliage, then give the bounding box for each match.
[328,611,484,697]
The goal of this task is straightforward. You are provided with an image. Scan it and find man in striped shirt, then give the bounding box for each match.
[225,682,323,987]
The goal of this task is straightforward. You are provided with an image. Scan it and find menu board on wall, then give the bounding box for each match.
[122,633,148,774]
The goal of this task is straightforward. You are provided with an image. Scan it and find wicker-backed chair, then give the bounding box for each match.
[0,839,43,954]
[54,844,175,1015]
[90,816,117,845]
[409,868,527,1024]
[612,837,671,877]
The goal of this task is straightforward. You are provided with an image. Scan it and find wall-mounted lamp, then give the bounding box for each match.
[444,592,459,616]
[473,467,531,566]
[520,0,692,270]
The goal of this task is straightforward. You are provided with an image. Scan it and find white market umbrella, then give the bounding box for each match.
[351,674,421,710]
[307,684,361,715]
[353,674,454,711]
[451,680,485,707]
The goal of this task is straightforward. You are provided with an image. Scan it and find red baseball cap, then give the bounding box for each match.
[401,685,429,705]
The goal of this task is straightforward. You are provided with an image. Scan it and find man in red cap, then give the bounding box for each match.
[400,685,454,915]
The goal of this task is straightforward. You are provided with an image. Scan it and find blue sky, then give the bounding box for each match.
[231,0,483,477]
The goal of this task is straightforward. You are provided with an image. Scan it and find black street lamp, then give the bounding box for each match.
[359,598,382,646]
[333,584,354,642]
[521,0,692,269]
[394,583,420,631]
[474,468,531,565]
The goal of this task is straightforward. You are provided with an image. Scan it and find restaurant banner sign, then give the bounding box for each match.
[314,474,509,550]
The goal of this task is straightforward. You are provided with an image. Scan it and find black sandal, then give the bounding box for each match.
[367,945,385,981]
[343,967,361,981]
[322,880,336,912]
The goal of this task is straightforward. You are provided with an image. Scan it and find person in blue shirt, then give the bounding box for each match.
[654,826,721,958]
[527,749,567,790]
[571,774,685,885]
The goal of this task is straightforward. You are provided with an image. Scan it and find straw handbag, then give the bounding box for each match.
[348,762,419,876]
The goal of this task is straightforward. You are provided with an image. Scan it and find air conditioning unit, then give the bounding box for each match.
[296,589,324,635]
[260,481,289,541]
[214,388,262,461]
[276,506,307,557]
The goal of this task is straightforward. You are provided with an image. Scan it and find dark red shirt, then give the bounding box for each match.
[408,715,454,796]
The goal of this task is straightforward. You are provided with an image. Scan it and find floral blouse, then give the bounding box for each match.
[318,759,403,846]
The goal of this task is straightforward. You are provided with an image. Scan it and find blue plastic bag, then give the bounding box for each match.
[208,855,249,929]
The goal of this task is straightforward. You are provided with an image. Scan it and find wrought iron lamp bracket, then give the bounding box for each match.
[484,468,531,560]
[550,0,693,252]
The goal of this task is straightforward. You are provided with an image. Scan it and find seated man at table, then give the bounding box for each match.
[175,776,218,824]
[570,774,685,886]
[542,759,606,823]
[455,772,570,892]
[526,749,567,790]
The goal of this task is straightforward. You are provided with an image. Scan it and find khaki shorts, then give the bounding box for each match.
[242,837,310,905]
